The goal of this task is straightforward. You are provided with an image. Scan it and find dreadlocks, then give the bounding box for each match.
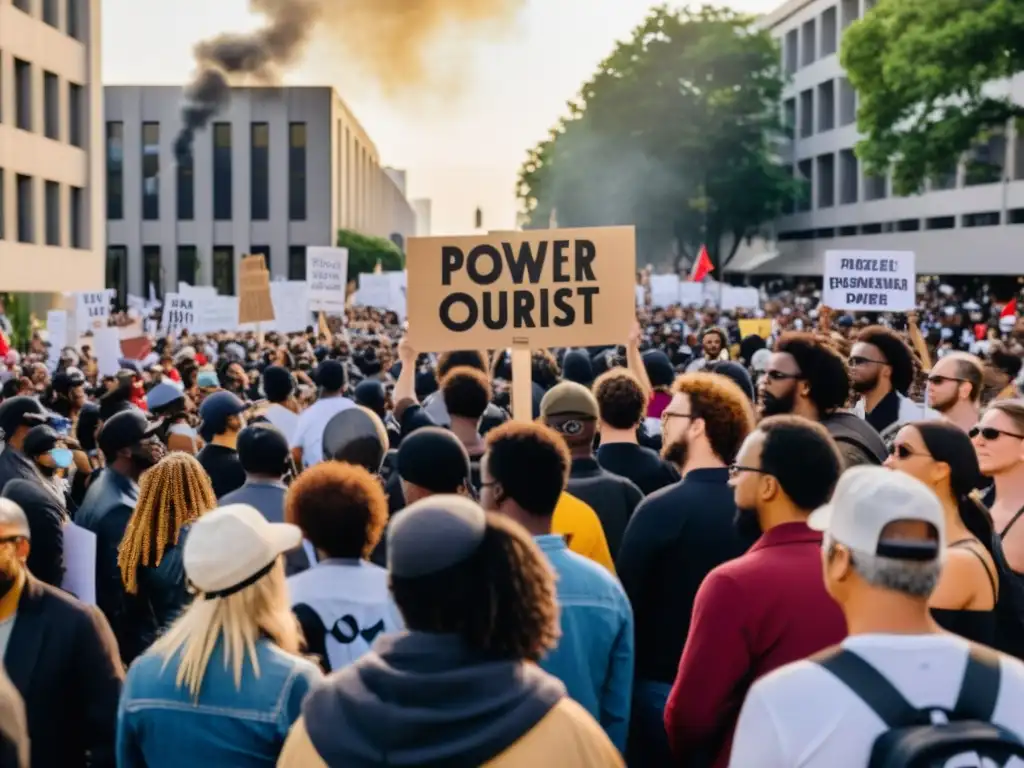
[118,453,217,594]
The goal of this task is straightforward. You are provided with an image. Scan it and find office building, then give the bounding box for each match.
[0,0,104,294]
[412,198,432,236]
[104,85,417,299]
[729,0,1024,276]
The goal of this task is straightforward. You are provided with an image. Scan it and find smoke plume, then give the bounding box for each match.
[174,0,522,162]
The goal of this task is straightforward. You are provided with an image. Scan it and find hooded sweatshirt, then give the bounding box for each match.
[279,631,623,768]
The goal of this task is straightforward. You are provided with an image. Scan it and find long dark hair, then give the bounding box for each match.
[912,420,994,551]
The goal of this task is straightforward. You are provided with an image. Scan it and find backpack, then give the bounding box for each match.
[816,646,1024,767]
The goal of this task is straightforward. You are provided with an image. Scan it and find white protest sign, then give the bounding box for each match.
[679,282,704,307]
[193,296,239,334]
[179,283,216,298]
[387,271,407,320]
[356,273,393,308]
[92,328,122,377]
[270,282,311,334]
[62,522,96,605]
[823,251,916,312]
[650,275,680,307]
[721,286,760,311]
[75,290,112,331]
[635,285,645,307]
[46,310,68,370]
[306,247,349,313]
[161,294,196,333]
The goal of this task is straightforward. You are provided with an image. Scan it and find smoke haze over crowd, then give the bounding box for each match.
[174,0,523,162]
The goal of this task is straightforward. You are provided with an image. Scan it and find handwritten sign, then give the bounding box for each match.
[407,226,635,352]
[161,294,196,333]
[75,290,112,331]
[823,250,915,311]
[306,247,349,313]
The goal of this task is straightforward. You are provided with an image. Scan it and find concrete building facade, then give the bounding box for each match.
[0,0,104,293]
[104,85,416,299]
[729,0,1024,276]
[412,198,432,236]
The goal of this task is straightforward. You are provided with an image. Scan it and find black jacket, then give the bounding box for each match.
[5,575,123,768]
[0,449,41,495]
[0,481,65,588]
[566,457,643,558]
[822,411,887,468]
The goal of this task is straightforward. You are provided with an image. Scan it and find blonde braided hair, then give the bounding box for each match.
[118,452,217,594]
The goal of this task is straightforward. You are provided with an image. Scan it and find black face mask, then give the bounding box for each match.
[734,507,764,541]
[760,388,796,417]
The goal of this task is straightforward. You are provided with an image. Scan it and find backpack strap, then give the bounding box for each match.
[951,647,1002,722]
[814,647,924,728]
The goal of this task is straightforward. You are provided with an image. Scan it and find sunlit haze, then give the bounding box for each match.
[102,0,781,235]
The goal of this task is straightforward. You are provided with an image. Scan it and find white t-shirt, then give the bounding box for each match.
[263,403,299,443]
[730,634,1024,768]
[290,396,356,468]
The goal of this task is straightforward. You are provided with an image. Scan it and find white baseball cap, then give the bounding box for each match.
[184,504,302,598]
[807,466,945,560]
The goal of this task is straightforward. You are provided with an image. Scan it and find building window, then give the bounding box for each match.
[781,164,795,215]
[44,72,60,140]
[289,123,307,221]
[251,123,270,220]
[67,0,81,38]
[106,122,124,219]
[784,29,798,75]
[177,148,194,220]
[142,122,160,220]
[896,218,920,232]
[799,89,814,138]
[801,19,816,67]
[250,245,271,269]
[817,80,835,133]
[963,211,1000,228]
[816,153,835,208]
[43,0,59,26]
[864,171,888,201]
[796,159,813,212]
[820,6,837,56]
[68,83,83,147]
[840,0,858,30]
[70,186,83,248]
[926,216,955,230]
[783,98,796,139]
[45,181,60,245]
[965,131,1006,186]
[861,223,883,235]
[213,123,232,220]
[838,78,856,127]
[213,247,235,295]
[177,246,198,286]
[288,246,306,281]
[14,59,32,131]
[16,175,33,243]
[839,149,858,204]
[143,245,162,298]
[929,165,957,191]
[106,246,128,306]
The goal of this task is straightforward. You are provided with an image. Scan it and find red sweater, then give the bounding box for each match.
[664,522,847,768]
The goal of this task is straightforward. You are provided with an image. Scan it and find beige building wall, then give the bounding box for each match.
[0,0,104,294]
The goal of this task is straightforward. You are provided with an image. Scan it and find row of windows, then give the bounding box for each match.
[778,208,1024,241]
[781,0,876,75]
[0,169,84,247]
[783,78,857,138]
[105,244,309,303]
[11,0,83,40]
[1,57,85,146]
[107,121,307,222]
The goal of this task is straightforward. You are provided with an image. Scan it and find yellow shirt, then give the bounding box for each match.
[551,492,615,574]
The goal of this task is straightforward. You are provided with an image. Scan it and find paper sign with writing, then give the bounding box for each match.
[406,226,636,352]
[306,247,349,312]
[75,291,112,331]
[161,294,196,333]
[46,310,68,371]
[823,251,916,312]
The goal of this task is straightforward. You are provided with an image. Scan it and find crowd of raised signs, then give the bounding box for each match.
[0,273,1021,767]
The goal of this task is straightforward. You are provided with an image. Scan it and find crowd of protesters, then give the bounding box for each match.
[0,273,1020,766]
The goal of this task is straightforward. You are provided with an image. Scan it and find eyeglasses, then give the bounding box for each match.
[849,356,889,367]
[889,443,930,460]
[0,535,26,546]
[969,426,1024,441]
[728,464,770,479]
[661,411,692,423]
[764,370,802,382]
[926,374,970,386]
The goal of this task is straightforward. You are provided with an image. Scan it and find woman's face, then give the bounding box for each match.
[884,426,940,489]
[972,409,1024,477]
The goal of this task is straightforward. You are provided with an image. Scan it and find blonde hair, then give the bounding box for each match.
[150,560,301,699]
[118,453,217,594]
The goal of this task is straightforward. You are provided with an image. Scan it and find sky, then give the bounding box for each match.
[102,0,779,235]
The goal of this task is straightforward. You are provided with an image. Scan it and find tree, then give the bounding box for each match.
[336,228,405,282]
[842,0,1024,195]
[516,4,798,272]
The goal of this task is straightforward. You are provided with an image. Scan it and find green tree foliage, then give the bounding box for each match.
[842,0,1024,195]
[336,228,405,282]
[516,4,797,271]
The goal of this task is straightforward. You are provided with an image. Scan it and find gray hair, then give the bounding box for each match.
[827,533,942,598]
[0,500,29,539]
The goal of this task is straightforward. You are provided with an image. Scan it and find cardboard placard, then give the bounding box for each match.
[406,226,636,352]
[238,254,276,325]
[823,250,915,312]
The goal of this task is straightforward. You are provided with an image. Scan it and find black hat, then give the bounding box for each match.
[98,410,159,457]
[198,391,247,442]
[354,380,386,414]
[23,425,61,458]
[322,407,388,473]
[561,349,595,387]
[397,427,472,494]
[261,366,294,403]
[0,396,48,440]
[237,423,290,476]
[51,368,86,395]
[315,360,346,392]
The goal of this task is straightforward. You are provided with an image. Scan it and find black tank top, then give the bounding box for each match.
[930,539,998,647]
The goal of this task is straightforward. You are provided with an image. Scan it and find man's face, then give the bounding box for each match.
[703,334,722,359]
[758,352,801,417]
[479,455,500,512]
[129,436,165,472]
[925,357,967,413]
[849,342,887,394]
[660,393,693,467]
[730,431,766,539]
[70,385,87,410]
[0,524,28,597]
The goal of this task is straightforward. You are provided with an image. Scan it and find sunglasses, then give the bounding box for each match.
[849,356,888,367]
[889,443,930,460]
[764,370,802,382]
[969,426,1024,441]
[926,374,970,386]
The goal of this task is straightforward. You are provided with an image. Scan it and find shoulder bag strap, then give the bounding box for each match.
[951,647,1002,722]
[815,648,923,728]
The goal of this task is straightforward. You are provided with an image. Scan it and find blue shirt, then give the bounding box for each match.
[535,533,634,752]
[117,636,321,768]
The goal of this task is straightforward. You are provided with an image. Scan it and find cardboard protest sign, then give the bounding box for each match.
[406,226,636,352]
[307,247,349,313]
[238,254,276,325]
[739,318,773,339]
[161,294,195,333]
[823,251,915,311]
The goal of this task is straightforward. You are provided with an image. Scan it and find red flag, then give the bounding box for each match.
[0,332,8,358]
[689,244,714,282]
[1000,298,1017,318]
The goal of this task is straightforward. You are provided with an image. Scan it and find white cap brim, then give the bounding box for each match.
[268,522,303,556]
[807,503,833,533]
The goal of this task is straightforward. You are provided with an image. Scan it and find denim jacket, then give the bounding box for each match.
[117,636,322,768]
[535,534,634,753]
